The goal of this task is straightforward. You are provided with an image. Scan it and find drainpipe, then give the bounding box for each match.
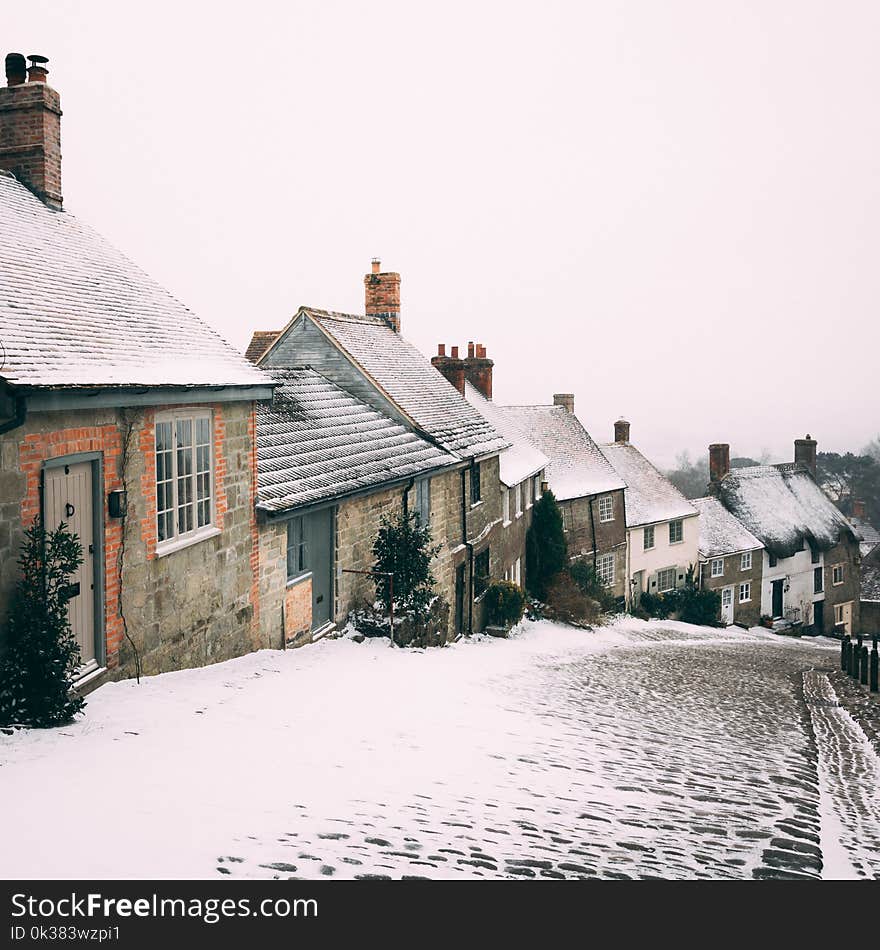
[587,496,598,571]
[460,467,474,634]
[0,394,26,435]
[402,477,415,518]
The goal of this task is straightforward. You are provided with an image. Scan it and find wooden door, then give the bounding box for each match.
[307,507,333,630]
[721,587,734,625]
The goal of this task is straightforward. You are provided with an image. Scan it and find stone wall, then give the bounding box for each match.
[861,601,880,635]
[699,550,764,627]
[559,488,628,600]
[824,537,862,635]
[0,401,261,678]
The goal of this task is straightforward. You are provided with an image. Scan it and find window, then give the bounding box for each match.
[525,478,533,509]
[562,506,571,533]
[832,564,844,586]
[814,566,823,594]
[811,547,821,565]
[155,410,213,549]
[768,553,778,568]
[415,477,431,526]
[598,495,614,523]
[835,604,845,624]
[515,482,523,517]
[286,516,309,580]
[502,487,510,524]
[741,551,752,571]
[470,463,481,505]
[710,558,724,578]
[514,557,522,586]
[643,525,655,550]
[474,548,490,597]
[657,568,676,592]
[534,475,543,502]
[669,520,683,544]
[597,553,615,587]
[739,582,751,603]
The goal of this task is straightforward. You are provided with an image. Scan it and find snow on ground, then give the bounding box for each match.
[0,618,875,880]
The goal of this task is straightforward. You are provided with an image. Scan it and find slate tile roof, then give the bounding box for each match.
[501,405,624,501]
[692,496,763,559]
[0,171,270,390]
[297,309,509,460]
[599,442,698,527]
[256,367,456,513]
[463,383,547,487]
[714,464,860,559]
[245,330,280,364]
[861,547,880,602]
[849,515,880,558]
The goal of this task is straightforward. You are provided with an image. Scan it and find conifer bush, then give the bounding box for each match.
[372,510,441,619]
[0,519,86,728]
[526,490,567,599]
[484,581,526,628]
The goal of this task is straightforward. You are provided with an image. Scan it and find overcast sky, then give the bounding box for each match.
[7,1,879,468]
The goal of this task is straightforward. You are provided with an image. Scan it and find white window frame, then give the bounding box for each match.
[154,408,219,556]
[835,603,845,624]
[598,495,614,523]
[739,582,751,603]
[562,505,571,533]
[502,487,510,525]
[643,525,655,551]
[710,558,724,578]
[597,553,615,587]
[525,478,533,510]
[740,551,752,571]
[669,519,683,544]
[832,563,844,586]
[657,567,676,592]
[515,482,523,518]
[534,474,543,502]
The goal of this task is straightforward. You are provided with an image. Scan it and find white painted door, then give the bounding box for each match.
[721,587,734,625]
[44,462,97,668]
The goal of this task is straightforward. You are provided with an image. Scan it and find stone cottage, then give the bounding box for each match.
[431,344,547,593]
[503,398,628,603]
[708,438,862,635]
[254,366,458,645]
[600,421,700,607]
[692,496,764,627]
[0,54,274,689]
[249,262,509,637]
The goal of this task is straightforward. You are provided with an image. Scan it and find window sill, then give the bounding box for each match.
[287,572,313,589]
[515,512,523,520]
[470,500,484,511]
[669,540,684,546]
[503,519,512,528]
[156,526,221,558]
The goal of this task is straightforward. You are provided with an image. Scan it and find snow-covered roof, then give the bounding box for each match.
[245,330,280,364]
[463,383,547,487]
[715,464,860,559]
[501,405,625,501]
[256,368,456,513]
[849,515,880,558]
[600,442,697,527]
[0,171,270,391]
[270,309,508,460]
[692,496,763,558]
[862,547,880,602]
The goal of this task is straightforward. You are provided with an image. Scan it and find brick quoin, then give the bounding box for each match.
[247,406,261,642]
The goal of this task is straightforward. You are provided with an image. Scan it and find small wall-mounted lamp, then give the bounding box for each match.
[108,489,127,519]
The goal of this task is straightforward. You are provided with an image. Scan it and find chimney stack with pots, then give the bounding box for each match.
[431,344,466,396]
[463,341,493,399]
[853,499,866,519]
[709,443,730,483]
[614,418,631,444]
[364,258,401,333]
[0,53,63,209]
[794,434,817,478]
[553,394,574,414]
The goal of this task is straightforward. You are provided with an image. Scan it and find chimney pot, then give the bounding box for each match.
[553,393,574,414]
[26,54,49,83]
[451,346,459,358]
[437,343,446,357]
[467,341,475,358]
[614,418,631,444]
[5,53,26,86]
[709,443,730,483]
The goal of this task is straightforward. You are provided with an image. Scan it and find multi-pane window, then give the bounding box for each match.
[835,604,845,624]
[739,582,751,603]
[710,558,724,578]
[525,479,533,509]
[561,506,571,533]
[657,567,676,592]
[155,411,213,547]
[415,477,431,526]
[832,564,844,586]
[470,463,482,505]
[502,487,510,524]
[598,495,614,522]
[286,516,309,580]
[669,520,683,544]
[474,548,490,597]
[597,553,615,587]
[814,566,824,594]
[643,525,655,550]
[534,475,542,502]
[741,551,752,571]
[515,483,523,517]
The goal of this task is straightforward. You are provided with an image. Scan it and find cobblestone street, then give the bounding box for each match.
[216,624,880,881]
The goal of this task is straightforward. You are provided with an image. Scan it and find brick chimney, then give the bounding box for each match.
[794,434,817,477]
[553,393,574,414]
[364,258,401,333]
[0,54,62,209]
[614,418,630,443]
[431,344,466,395]
[853,499,866,519]
[463,341,493,399]
[709,443,730,483]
